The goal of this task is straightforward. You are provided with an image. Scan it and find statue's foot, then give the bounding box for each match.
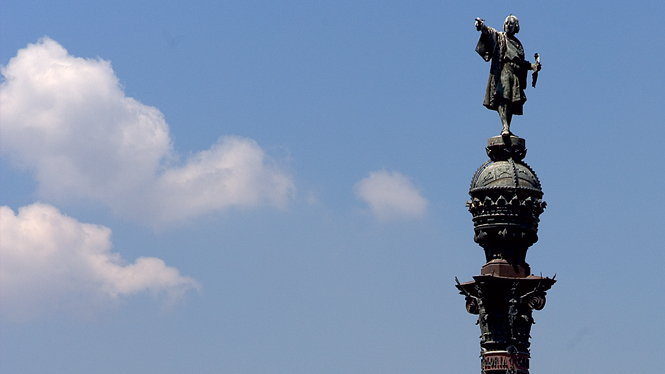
[501,124,510,137]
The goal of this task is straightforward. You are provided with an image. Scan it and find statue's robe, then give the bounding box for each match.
[476,25,529,115]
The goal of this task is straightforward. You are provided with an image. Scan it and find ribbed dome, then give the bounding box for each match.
[470,159,541,192]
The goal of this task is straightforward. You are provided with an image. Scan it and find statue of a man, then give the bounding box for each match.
[475,15,541,136]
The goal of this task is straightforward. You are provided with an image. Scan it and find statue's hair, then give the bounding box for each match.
[504,14,520,34]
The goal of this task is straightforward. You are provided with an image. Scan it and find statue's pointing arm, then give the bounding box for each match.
[475,18,484,31]
[475,18,497,36]
[475,18,496,62]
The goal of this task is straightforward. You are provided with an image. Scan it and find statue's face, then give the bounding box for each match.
[503,16,519,35]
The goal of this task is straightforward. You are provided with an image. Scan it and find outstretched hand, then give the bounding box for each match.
[475,18,484,31]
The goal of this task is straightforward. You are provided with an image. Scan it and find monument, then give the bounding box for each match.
[455,15,555,374]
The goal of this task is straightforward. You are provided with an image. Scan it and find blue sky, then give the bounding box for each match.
[1,1,663,373]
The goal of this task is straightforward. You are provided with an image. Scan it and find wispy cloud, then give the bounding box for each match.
[354,171,428,222]
[0,203,201,321]
[0,38,295,225]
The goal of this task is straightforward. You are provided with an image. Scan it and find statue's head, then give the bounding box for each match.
[503,15,520,35]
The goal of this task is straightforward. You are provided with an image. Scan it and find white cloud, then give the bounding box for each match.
[0,203,201,321]
[157,137,294,222]
[0,37,295,225]
[354,171,428,221]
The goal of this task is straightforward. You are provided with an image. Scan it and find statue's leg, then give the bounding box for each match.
[498,103,510,136]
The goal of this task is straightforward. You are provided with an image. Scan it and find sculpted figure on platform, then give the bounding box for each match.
[475,15,541,136]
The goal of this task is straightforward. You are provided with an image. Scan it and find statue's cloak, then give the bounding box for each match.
[476,26,528,115]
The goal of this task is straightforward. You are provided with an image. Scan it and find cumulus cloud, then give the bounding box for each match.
[0,203,201,321]
[0,38,295,225]
[354,171,428,221]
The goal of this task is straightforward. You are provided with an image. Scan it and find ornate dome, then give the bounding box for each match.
[470,159,541,192]
[466,135,546,268]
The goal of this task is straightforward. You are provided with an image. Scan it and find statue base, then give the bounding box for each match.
[486,135,526,161]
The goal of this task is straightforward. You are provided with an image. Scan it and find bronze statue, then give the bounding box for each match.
[475,15,541,136]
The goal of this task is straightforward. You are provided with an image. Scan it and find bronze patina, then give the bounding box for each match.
[475,15,541,136]
[456,16,554,374]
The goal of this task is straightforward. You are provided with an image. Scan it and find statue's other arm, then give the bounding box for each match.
[524,60,541,72]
